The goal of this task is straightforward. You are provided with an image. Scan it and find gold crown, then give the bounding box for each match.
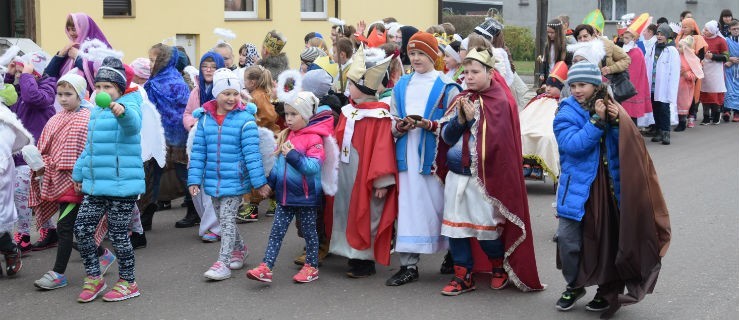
[464,48,495,68]
[313,56,339,79]
[346,45,392,92]
[263,32,286,55]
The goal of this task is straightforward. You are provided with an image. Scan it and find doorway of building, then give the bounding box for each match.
[176,34,198,64]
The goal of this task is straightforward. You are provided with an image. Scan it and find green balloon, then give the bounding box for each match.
[95,92,112,108]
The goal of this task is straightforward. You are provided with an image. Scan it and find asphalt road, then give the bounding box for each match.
[2,114,738,320]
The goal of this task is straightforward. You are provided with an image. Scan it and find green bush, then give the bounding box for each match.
[442,15,536,61]
[504,26,536,61]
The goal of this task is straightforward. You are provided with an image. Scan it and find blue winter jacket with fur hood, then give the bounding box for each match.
[72,90,145,197]
[553,96,621,221]
[187,100,267,197]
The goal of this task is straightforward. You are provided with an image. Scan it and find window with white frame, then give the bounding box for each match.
[225,0,257,19]
[599,0,627,21]
[301,0,327,19]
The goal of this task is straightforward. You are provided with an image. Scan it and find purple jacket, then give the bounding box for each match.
[4,73,57,166]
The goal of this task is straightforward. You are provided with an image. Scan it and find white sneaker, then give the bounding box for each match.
[204,261,231,280]
[229,249,247,270]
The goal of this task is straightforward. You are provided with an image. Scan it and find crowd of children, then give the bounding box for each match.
[0,7,736,318]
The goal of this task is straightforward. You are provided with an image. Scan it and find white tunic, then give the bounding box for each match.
[395,71,447,254]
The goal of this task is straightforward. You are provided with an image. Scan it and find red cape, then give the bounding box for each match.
[324,100,399,266]
[448,72,544,291]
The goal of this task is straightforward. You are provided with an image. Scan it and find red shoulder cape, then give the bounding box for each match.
[447,72,544,291]
[324,101,399,266]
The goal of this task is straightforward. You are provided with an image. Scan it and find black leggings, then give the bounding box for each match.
[53,203,79,274]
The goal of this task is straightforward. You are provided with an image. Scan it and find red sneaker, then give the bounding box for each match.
[441,266,475,296]
[246,263,273,283]
[490,258,509,290]
[3,245,22,276]
[293,264,319,283]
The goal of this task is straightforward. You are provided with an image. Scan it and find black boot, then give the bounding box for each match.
[651,130,663,142]
[674,116,686,132]
[346,259,376,278]
[440,251,454,274]
[130,232,147,249]
[661,131,671,145]
[386,265,419,286]
[140,203,156,231]
[645,125,658,137]
[711,108,722,125]
[175,202,200,228]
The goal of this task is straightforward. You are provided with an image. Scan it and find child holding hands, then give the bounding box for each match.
[187,69,270,281]
[246,92,334,283]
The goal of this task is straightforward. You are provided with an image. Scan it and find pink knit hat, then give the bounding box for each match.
[130,57,151,79]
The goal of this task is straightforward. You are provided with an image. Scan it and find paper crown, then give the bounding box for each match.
[583,9,605,33]
[312,55,339,80]
[548,61,569,83]
[346,45,392,92]
[626,13,650,36]
[263,31,286,55]
[434,33,450,47]
[464,48,495,68]
[474,18,503,40]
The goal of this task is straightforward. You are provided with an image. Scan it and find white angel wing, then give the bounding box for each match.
[320,135,339,196]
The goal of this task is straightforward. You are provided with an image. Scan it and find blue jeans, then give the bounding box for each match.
[448,237,504,270]
[651,96,671,131]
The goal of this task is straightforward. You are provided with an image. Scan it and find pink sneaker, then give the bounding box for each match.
[687,117,696,128]
[229,248,247,270]
[293,264,319,283]
[246,263,273,283]
[102,279,140,302]
[77,276,107,303]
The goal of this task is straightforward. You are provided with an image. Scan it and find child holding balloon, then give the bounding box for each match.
[72,56,145,303]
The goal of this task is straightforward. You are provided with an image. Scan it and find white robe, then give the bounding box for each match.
[394,71,447,254]
[0,106,33,234]
[644,44,680,125]
[519,96,561,179]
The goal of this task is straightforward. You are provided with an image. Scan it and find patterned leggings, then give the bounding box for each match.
[15,165,55,234]
[212,196,245,264]
[263,205,318,269]
[74,195,136,282]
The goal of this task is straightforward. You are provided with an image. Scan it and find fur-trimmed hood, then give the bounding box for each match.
[0,105,34,154]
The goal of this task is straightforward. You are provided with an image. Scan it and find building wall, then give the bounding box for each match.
[34,0,438,68]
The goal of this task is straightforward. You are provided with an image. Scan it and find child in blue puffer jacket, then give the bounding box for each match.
[72,56,144,303]
[247,91,334,284]
[187,68,270,281]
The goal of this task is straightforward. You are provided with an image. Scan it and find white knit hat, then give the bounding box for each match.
[287,91,320,123]
[58,73,88,100]
[211,68,240,98]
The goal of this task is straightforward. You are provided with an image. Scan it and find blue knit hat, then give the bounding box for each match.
[567,61,602,86]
